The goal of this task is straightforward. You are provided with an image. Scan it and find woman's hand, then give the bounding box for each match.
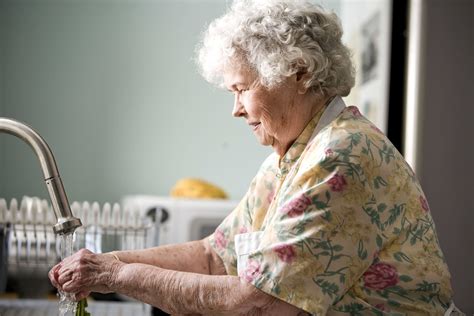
[48,248,124,301]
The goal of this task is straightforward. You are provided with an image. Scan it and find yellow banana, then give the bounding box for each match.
[170,178,228,199]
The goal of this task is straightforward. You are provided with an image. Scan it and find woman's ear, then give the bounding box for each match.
[296,71,311,94]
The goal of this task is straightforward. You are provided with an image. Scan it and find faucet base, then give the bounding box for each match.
[53,218,82,235]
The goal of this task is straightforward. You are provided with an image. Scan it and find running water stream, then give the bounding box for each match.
[58,233,76,316]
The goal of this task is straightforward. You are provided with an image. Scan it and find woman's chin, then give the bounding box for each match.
[256,136,285,154]
[255,134,273,147]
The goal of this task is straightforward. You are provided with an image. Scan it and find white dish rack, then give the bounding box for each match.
[0,299,151,316]
[0,196,161,274]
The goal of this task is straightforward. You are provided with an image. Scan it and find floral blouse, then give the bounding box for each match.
[209,97,453,315]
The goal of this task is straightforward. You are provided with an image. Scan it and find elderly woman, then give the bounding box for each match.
[49,0,455,315]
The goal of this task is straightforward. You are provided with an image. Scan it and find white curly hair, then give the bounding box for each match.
[196,0,355,97]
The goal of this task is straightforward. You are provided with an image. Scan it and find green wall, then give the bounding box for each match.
[0,0,340,204]
[0,0,273,204]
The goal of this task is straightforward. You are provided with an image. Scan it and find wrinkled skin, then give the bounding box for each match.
[49,240,310,315]
[224,62,325,157]
[49,248,120,301]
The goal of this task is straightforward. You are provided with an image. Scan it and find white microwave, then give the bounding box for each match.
[121,195,238,246]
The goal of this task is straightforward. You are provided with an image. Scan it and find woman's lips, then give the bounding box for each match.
[250,123,261,131]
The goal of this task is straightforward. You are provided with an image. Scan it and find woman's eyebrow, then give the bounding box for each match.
[233,82,246,86]
[227,83,245,92]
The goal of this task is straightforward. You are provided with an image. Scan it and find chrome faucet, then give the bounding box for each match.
[0,117,82,235]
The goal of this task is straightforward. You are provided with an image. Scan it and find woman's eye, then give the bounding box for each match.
[230,87,248,95]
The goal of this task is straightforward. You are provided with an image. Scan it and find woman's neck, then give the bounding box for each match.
[274,94,331,156]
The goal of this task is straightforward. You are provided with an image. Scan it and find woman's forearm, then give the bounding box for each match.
[51,249,308,315]
[110,238,225,275]
[112,263,251,315]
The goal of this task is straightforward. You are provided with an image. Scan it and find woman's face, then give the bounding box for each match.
[223,63,318,156]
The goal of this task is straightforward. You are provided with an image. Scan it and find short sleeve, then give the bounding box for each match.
[241,149,383,315]
[208,188,253,275]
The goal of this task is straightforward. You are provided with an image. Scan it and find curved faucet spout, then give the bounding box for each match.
[0,117,82,235]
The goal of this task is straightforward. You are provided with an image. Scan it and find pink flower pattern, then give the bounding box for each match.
[375,303,389,312]
[328,173,347,192]
[273,244,296,263]
[214,229,227,249]
[420,196,430,212]
[279,194,312,217]
[363,262,399,290]
[239,226,248,234]
[267,189,276,204]
[240,260,262,283]
[348,106,362,117]
[325,148,334,156]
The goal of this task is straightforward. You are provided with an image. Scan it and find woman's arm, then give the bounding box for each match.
[114,262,256,314]
[113,262,308,315]
[109,237,226,275]
[51,247,309,315]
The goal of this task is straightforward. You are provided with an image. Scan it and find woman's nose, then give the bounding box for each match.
[232,95,246,117]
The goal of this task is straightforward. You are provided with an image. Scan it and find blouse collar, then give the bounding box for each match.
[277,96,346,175]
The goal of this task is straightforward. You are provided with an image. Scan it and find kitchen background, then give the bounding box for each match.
[0,0,472,313]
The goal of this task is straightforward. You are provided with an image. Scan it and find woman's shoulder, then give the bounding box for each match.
[313,106,398,157]
[304,105,413,178]
[325,106,386,140]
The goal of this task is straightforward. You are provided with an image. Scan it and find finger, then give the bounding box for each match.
[74,290,91,302]
[48,266,55,283]
[49,264,62,288]
[62,279,80,293]
[57,269,73,284]
[58,262,72,275]
[58,252,78,267]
